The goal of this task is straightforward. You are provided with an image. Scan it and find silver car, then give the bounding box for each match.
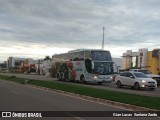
[115,71,157,90]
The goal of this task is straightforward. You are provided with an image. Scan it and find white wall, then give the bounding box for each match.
[7,57,34,68]
[138,48,148,68]
[12,58,25,68]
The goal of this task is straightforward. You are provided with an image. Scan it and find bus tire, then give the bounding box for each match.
[61,72,65,81]
[80,75,86,84]
[57,73,61,81]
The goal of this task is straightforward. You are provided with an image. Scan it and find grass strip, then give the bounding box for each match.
[0,75,160,110]
[0,75,26,84]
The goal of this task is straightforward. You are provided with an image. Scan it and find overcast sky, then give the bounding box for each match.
[0,0,160,62]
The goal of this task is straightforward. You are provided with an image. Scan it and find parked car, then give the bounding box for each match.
[129,69,160,87]
[115,71,157,90]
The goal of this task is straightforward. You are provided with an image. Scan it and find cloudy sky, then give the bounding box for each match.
[0,0,160,62]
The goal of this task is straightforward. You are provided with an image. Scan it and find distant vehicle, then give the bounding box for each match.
[129,69,160,87]
[52,49,114,84]
[115,71,157,90]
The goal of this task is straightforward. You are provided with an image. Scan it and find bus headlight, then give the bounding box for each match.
[94,76,98,79]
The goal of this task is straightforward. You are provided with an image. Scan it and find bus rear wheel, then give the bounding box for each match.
[80,75,86,84]
[61,72,65,81]
[57,73,61,81]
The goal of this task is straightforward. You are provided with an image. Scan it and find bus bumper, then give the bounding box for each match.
[92,75,113,83]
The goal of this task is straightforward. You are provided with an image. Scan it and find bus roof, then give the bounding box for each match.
[52,49,110,57]
[68,49,109,53]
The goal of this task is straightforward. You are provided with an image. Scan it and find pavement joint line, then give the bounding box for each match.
[25,84,159,112]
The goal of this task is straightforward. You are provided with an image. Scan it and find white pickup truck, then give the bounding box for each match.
[129,69,160,87]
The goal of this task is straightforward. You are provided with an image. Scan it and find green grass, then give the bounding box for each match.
[0,75,26,84]
[0,75,160,110]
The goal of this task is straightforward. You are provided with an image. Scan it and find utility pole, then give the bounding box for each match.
[102,27,105,50]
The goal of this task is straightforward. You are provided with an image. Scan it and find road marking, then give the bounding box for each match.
[10,90,19,95]
[65,112,86,120]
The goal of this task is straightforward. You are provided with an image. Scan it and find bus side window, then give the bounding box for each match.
[85,59,92,73]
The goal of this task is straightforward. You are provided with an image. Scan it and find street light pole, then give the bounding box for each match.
[102,27,105,50]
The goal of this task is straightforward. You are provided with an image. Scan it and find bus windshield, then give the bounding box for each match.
[93,62,113,75]
[91,51,112,61]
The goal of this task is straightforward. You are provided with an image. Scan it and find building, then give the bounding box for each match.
[7,57,35,73]
[0,61,7,68]
[122,48,160,74]
[112,58,122,73]
[7,57,26,69]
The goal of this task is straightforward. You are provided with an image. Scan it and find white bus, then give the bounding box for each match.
[51,49,114,84]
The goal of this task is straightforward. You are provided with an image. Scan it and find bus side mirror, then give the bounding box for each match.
[92,61,94,70]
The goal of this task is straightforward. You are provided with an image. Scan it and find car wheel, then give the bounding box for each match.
[134,83,140,90]
[117,81,122,88]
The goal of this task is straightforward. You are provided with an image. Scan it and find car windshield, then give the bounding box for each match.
[133,72,149,78]
[138,70,151,74]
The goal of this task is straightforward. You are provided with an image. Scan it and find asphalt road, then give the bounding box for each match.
[0,80,159,120]
[0,73,160,97]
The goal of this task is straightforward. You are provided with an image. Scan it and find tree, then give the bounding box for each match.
[44,56,51,61]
